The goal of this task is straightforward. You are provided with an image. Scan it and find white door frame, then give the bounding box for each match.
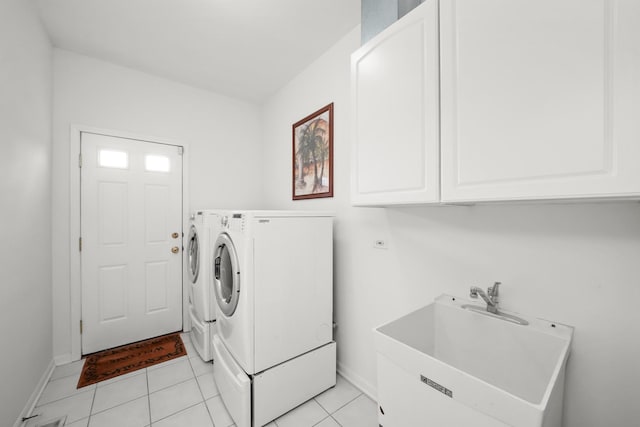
[69,124,190,361]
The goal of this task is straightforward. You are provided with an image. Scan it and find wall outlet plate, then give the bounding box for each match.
[374,239,388,249]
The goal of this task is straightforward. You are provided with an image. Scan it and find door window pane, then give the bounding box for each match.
[188,227,199,281]
[99,150,128,169]
[145,155,170,172]
[219,246,234,303]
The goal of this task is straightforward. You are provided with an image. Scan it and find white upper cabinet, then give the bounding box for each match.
[351,0,440,206]
[351,0,640,205]
[440,0,640,202]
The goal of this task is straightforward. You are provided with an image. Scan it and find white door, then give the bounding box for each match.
[81,132,183,354]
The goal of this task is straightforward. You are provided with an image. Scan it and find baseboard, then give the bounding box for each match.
[13,359,55,427]
[54,353,73,365]
[337,361,377,401]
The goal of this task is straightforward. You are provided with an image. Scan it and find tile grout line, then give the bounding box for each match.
[309,412,346,427]
[188,354,208,403]
[48,368,83,383]
[87,393,150,418]
[87,379,97,427]
[203,400,216,427]
[86,373,149,416]
[83,357,195,418]
[147,356,211,426]
[35,386,96,409]
[190,359,214,379]
[272,380,364,427]
[186,355,201,391]
[145,368,152,427]
[148,375,195,396]
[94,367,147,387]
[311,414,332,427]
[320,391,364,418]
[188,354,216,426]
[151,401,204,425]
[329,414,344,427]
[192,363,206,400]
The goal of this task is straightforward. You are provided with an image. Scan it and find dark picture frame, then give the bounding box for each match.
[292,103,334,200]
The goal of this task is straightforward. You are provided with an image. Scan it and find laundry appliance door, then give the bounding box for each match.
[213,233,241,317]
[187,224,199,284]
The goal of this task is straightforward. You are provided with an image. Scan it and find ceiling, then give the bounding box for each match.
[36,0,361,104]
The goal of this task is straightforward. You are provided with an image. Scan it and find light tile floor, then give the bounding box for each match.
[27,333,378,427]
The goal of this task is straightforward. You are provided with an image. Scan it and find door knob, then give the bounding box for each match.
[171,232,179,239]
[171,246,179,254]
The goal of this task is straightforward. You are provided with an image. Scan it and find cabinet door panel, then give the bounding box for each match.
[351,0,440,205]
[440,0,640,202]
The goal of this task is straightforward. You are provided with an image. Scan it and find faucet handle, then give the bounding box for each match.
[488,282,501,297]
[469,286,480,298]
[487,282,502,295]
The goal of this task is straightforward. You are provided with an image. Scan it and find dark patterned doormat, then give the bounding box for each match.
[77,332,186,388]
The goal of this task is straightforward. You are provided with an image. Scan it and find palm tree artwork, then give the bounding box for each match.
[296,117,328,192]
[292,103,334,200]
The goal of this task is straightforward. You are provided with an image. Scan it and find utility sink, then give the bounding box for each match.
[374,295,573,427]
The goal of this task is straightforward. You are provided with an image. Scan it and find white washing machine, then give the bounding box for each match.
[186,210,222,361]
[211,211,336,427]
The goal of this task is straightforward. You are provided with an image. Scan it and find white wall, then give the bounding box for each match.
[261,27,640,427]
[0,0,53,424]
[52,49,264,360]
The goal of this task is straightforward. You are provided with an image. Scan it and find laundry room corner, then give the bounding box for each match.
[0,0,53,425]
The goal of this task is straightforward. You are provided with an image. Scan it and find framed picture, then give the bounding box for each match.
[292,103,334,200]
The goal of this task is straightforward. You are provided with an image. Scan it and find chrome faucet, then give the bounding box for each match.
[470,282,501,314]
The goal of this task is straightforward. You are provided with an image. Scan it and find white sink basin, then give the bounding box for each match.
[374,294,573,427]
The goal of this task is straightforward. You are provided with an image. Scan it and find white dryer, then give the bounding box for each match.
[186,210,222,361]
[211,211,336,427]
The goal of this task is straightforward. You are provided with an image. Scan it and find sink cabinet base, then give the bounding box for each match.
[377,354,510,427]
[377,354,565,427]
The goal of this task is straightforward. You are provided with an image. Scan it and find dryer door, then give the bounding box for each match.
[187,224,199,284]
[213,233,241,317]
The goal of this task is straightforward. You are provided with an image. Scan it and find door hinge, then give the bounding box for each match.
[80,320,83,334]
[78,153,82,168]
[177,146,184,155]
[79,237,82,252]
